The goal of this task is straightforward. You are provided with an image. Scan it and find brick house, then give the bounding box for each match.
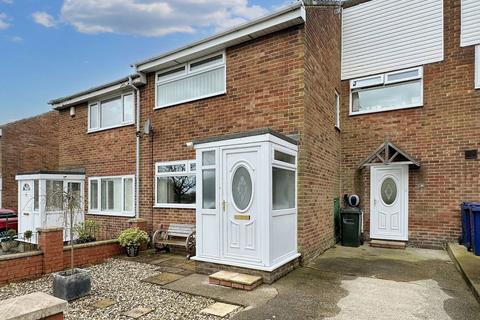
[0,112,59,209]
[10,0,479,279]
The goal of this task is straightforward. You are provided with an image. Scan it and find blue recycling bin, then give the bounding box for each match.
[461,203,472,250]
[469,203,480,256]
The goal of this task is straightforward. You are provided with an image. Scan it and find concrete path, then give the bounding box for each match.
[232,245,480,320]
[448,242,480,303]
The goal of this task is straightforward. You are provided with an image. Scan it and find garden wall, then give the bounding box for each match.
[0,228,122,286]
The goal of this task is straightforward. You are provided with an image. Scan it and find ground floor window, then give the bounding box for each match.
[88,175,134,216]
[155,160,196,208]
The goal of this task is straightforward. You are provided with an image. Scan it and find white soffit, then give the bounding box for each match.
[461,0,480,47]
[134,3,306,73]
[341,0,444,80]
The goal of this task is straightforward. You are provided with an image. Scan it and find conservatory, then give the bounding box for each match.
[192,129,299,271]
[16,171,85,244]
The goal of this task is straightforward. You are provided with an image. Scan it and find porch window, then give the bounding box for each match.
[272,149,296,211]
[45,180,64,212]
[88,92,134,132]
[155,52,226,109]
[350,67,423,115]
[155,160,196,208]
[88,175,134,216]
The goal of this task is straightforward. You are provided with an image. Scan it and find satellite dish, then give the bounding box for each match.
[348,194,360,207]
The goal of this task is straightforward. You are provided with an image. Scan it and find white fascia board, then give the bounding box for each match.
[16,174,85,181]
[51,82,128,109]
[134,4,306,73]
[194,133,298,151]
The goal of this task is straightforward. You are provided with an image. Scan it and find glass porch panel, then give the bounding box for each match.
[272,167,295,210]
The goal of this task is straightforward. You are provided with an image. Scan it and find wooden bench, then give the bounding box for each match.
[152,224,196,259]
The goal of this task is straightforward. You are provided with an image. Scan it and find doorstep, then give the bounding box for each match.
[447,242,480,303]
[209,271,262,291]
[370,239,406,249]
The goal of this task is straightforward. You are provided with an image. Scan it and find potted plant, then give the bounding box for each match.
[1,229,18,252]
[118,227,149,257]
[23,230,33,251]
[73,220,99,244]
[50,187,91,301]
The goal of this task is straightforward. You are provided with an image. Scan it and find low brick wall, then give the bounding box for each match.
[0,251,43,285]
[0,228,122,286]
[62,240,123,269]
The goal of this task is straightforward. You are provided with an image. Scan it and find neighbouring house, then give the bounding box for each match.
[0,112,59,210]
[10,0,480,280]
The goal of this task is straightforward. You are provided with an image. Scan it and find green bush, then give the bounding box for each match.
[118,228,149,247]
[1,229,17,242]
[74,220,99,243]
[24,230,33,241]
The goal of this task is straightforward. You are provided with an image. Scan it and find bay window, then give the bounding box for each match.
[88,92,134,132]
[155,160,196,208]
[350,67,423,115]
[88,176,134,216]
[155,52,226,109]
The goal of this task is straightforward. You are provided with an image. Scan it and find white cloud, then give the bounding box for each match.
[1,0,13,4]
[32,11,56,28]
[60,0,269,37]
[0,12,10,30]
[10,35,22,43]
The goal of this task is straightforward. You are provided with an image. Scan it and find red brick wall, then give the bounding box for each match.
[62,241,122,269]
[300,5,342,261]
[57,96,136,236]
[136,26,305,232]
[0,111,59,210]
[340,0,480,248]
[0,253,43,285]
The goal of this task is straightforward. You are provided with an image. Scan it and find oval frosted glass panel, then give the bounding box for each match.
[381,177,397,205]
[232,166,252,211]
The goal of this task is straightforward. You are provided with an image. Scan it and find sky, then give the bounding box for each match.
[0,0,292,125]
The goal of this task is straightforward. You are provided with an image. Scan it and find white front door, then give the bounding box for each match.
[222,147,261,263]
[370,165,408,241]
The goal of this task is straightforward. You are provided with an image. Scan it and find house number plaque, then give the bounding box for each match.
[234,214,251,221]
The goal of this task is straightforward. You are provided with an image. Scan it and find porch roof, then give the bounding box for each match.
[358,140,420,169]
[192,128,299,146]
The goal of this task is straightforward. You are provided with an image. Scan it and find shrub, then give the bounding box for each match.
[118,228,149,247]
[74,220,99,244]
[24,230,33,241]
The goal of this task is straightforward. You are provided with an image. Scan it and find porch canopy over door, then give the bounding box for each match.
[358,140,420,169]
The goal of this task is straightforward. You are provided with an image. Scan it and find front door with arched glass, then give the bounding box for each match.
[370,165,408,241]
[222,147,261,263]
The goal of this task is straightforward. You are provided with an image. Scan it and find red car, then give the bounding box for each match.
[0,209,18,232]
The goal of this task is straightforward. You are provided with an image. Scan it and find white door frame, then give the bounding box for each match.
[370,164,409,241]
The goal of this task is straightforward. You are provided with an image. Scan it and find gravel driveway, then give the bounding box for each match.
[0,259,232,320]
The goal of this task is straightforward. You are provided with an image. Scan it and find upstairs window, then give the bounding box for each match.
[88,92,134,132]
[155,52,226,109]
[350,67,423,115]
[476,45,479,89]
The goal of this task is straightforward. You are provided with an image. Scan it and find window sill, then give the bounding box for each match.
[87,211,135,217]
[88,122,135,134]
[154,91,226,110]
[349,104,423,116]
[153,204,196,209]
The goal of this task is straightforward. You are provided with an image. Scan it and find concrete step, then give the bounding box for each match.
[370,239,406,249]
[209,271,262,291]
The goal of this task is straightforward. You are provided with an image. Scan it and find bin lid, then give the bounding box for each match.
[340,207,362,214]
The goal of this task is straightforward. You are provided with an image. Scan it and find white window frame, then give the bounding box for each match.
[475,45,479,89]
[271,146,297,214]
[335,90,341,130]
[155,51,226,109]
[155,160,196,209]
[349,67,423,116]
[88,175,135,217]
[88,92,135,133]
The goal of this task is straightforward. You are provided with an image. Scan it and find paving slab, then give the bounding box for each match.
[201,302,240,317]
[447,242,480,303]
[122,306,154,319]
[142,272,185,286]
[92,298,117,309]
[210,271,262,285]
[163,273,278,307]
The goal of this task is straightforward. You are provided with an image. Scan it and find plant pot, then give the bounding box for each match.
[1,241,18,252]
[53,268,91,301]
[126,245,140,257]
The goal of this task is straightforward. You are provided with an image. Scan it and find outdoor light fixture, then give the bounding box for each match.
[69,107,76,117]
